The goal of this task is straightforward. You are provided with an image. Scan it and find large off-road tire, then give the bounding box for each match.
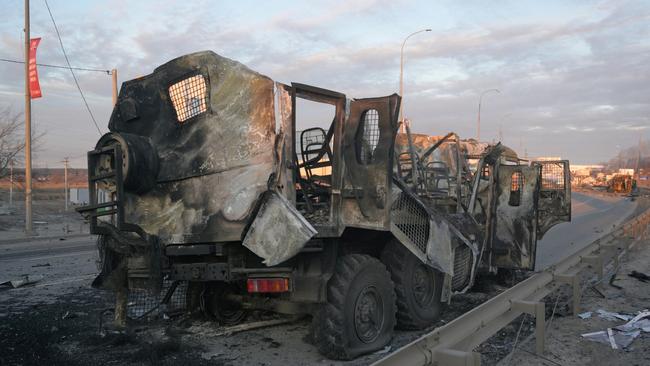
[381,239,445,330]
[315,254,396,360]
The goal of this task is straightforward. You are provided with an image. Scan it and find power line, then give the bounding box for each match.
[43,0,102,136]
[0,57,111,74]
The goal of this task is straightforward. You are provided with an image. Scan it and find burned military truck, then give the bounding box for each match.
[78,51,571,360]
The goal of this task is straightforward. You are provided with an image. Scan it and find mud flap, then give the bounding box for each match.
[243,191,317,266]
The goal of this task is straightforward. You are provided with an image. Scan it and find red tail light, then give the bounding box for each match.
[247,278,290,293]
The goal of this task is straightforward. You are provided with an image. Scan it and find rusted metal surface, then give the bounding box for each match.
[489,164,540,270]
[341,95,400,230]
[536,160,572,238]
[108,51,277,244]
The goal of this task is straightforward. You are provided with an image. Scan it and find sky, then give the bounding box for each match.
[0,0,649,168]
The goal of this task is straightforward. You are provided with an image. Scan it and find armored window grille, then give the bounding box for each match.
[540,162,565,190]
[169,75,207,123]
[357,109,380,164]
[509,171,524,206]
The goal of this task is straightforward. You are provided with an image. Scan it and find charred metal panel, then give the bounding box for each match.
[490,164,540,270]
[342,95,400,230]
[535,160,571,238]
[243,191,317,266]
[389,184,481,279]
[275,82,296,204]
[106,51,277,244]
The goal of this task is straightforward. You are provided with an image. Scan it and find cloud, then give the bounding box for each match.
[0,0,648,166]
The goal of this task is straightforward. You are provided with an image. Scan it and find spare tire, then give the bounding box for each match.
[95,132,159,193]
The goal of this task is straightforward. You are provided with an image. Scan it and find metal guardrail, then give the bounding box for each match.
[374,209,650,366]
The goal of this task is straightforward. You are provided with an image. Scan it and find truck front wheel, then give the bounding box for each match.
[382,239,444,330]
[314,254,396,360]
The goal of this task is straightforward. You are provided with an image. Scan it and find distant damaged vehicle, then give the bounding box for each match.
[78,51,571,360]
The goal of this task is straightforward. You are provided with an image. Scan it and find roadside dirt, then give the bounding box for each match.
[500,233,650,365]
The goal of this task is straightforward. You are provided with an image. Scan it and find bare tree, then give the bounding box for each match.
[0,105,44,179]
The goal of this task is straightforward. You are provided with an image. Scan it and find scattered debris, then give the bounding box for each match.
[581,310,650,349]
[374,345,392,355]
[578,311,592,319]
[0,274,45,288]
[615,311,650,333]
[596,309,631,321]
[581,329,640,349]
[628,270,650,283]
[214,316,304,337]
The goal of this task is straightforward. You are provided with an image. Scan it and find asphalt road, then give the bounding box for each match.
[535,191,637,270]
[0,236,97,312]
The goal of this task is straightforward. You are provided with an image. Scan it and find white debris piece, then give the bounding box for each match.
[581,329,641,349]
[615,311,650,333]
[596,309,632,321]
[578,311,592,319]
[0,274,45,288]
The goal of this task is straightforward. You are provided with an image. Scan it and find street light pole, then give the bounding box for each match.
[477,88,500,141]
[399,28,431,133]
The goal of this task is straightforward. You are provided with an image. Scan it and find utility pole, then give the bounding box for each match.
[635,135,641,180]
[9,159,13,208]
[24,0,33,235]
[62,157,69,211]
[111,69,118,106]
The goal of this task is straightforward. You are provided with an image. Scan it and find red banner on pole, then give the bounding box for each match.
[28,38,42,99]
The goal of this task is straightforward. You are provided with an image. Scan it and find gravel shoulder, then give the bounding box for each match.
[501,234,650,366]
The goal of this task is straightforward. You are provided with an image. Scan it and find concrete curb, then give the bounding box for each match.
[0,233,94,246]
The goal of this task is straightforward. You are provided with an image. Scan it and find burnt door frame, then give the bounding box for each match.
[290,83,347,230]
[342,94,400,229]
[489,163,541,270]
[534,160,571,239]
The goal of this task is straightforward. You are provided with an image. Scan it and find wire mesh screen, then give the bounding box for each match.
[127,280,187,319]
[358,109,380,164]
[390,192,430,253]
[301,128,327,162]
[452,245,472,290]
[540,162,565,190]
[510,171,524,191]
[169,75,207,123]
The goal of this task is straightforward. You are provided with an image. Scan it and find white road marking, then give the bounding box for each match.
[11,274,97,290]
[20,250,96,262]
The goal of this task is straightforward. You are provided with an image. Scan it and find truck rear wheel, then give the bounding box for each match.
[315,254,396,360]
[382,240,444,330]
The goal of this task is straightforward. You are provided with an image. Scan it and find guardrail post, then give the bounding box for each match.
[582,255,604,280]
[435,349,481,366]
[555,273,581,315]
[511,300,545,355]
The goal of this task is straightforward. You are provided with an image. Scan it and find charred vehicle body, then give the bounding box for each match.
[78,51,571,359]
